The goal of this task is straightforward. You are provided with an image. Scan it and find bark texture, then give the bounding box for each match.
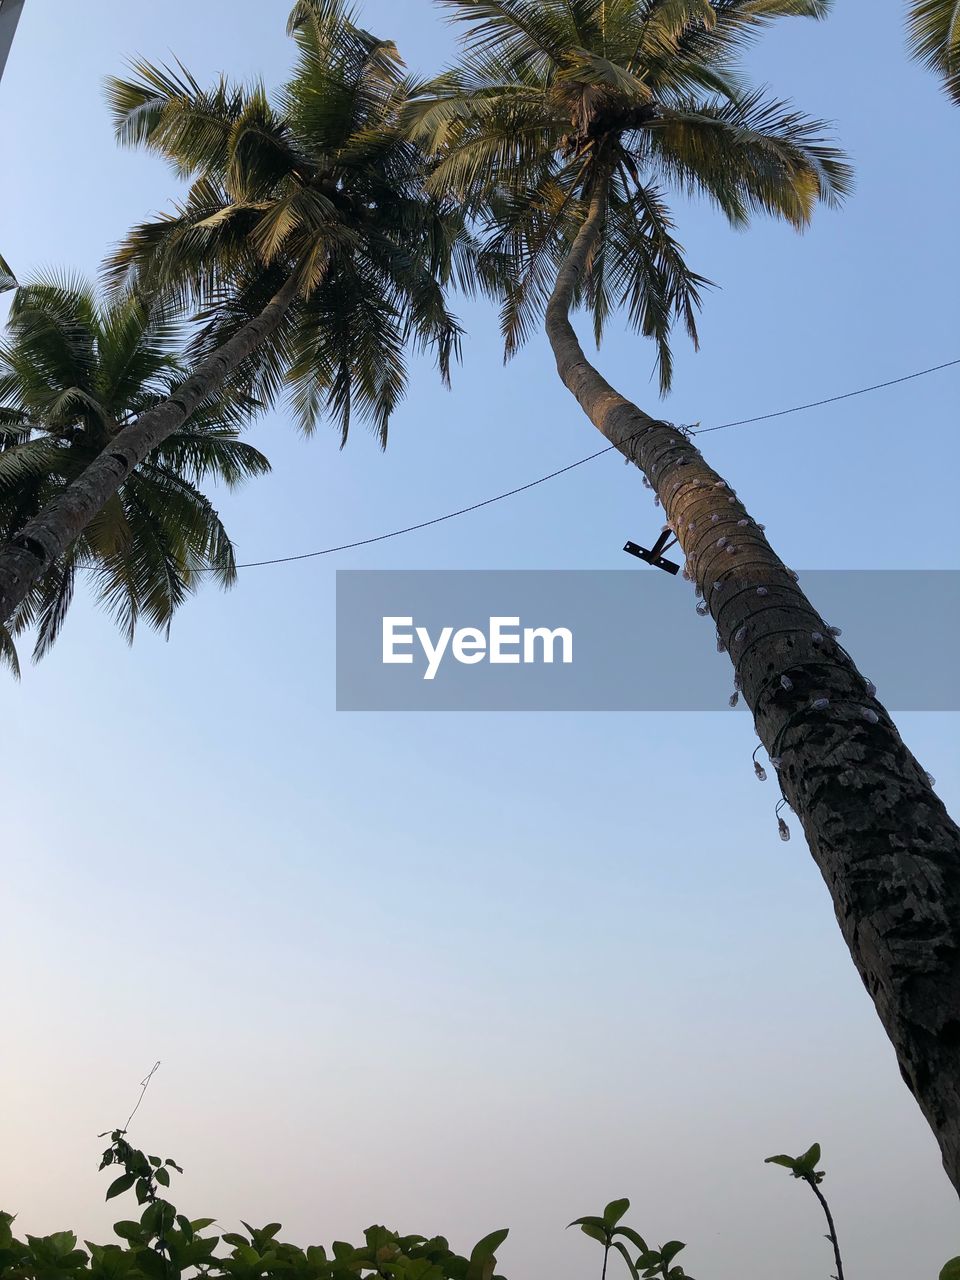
[546,188,960,1196]
[0,273,301,627]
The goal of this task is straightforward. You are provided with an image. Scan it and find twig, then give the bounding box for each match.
[806,1177,844,1280]
[121,1061,161,1134]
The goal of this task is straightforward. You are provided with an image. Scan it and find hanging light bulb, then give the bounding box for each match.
[770,756,783,769]
[729,690,740,708]
[726,544,737,554]
[926,771,937,787]
[696,600,709,616]
[735,627,747,642]
[776,800,791,841]
[812,697,831,711]
[713,581,723,592]
[728,497,737,505]
[717,634,726,653]
[757,523,766,532]
[738,519,749,527]
[717,537,729,548]
[754,760,767,782]
[865,679,877,697]
[711,513,720,524]
[780,675,794,691]
[757,586,769,597]
[715,481,727,489]
[642,475,652,489]
[828,625,843,637]
[811,631,824,645]
[862,708,879,724]
[689,520,697,531]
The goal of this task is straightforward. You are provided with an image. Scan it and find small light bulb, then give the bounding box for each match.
[862,708,879,724]
[728,497,737,505]
[828,626,842,637]
[642,476,652,489]
[717,537,729,548]
[780,675,793,691]
[711,513,719,524]
[812,697,831,711]
[689,520,697,531]
[735,627,746,642]
[715,481,727,489]
[770,756,783,769]
[714,581,723,592]
[726,544,737,554]
[754,761,767,782]
[696,600,709,616]
[926,771,937,787]
[758,523,766,531]
[654,495,661,507]
[717,636,726,653]
[757,586,769,597]
[811,631,824,645]
[738,519,749,527]
[865,679,877,697]
[691,478,701,487]
[729,691,740,708]
[778,818,791,842]
[789,570,799,581]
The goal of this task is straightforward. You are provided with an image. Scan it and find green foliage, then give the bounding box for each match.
[941,1259,960,1280]
[0,278,269,669]
[764,1142,824,1184]
[409,0,852,390]
[103,0,481,448]
[0,1133,510,1280]
[908,1,960,104]
[570,1199,694,1280]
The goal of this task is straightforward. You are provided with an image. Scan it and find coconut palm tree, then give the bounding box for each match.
[0,0,478,630]
[0,276,269,673]
[409,0,960,1197]
[908,0,960,101]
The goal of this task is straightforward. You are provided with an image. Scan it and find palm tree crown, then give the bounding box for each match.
[409,0,852,388]
[105,0,484,447]
[0,278,269,672]
[908,0,960,103]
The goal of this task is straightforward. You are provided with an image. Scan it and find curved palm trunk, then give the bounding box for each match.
[546,188,960,1196]
[0,273,300,628]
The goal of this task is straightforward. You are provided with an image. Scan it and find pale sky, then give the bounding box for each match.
[1,3,959,1278]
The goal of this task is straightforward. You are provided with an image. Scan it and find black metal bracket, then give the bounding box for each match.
[623,530,680,576]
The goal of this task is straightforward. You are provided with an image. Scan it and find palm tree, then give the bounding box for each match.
[0,276,269,673]
[410,0,960,1196]
[0,0,476,630]
[908,0,960,101]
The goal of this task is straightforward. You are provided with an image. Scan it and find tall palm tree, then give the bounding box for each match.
[908,0,960,101]
[410,0,960,1196]
[0,276,269,673]
[0,0,477,630]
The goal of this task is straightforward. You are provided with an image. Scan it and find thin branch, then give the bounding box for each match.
[805,1177,844,1280]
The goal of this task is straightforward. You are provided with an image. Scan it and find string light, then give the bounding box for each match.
[752,746,768,782]
[776,799,791,842]
[862,708,879,724]
[780,675,794,691]
[757,586,769,597]
[811,697,831,711]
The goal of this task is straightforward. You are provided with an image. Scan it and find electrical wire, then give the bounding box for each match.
[227,355,960,570]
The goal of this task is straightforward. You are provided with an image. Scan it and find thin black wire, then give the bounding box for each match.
[227,356,960,570]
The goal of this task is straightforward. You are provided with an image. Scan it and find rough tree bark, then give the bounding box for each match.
[545,185,960,1196]
[0,272,301,626]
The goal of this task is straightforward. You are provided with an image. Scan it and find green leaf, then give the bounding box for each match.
[940,1260,960,1280]
[155,1168,170,1187]
[602,1200,630,1229]
[660,1242,685,1266]
[106,1175,136,1201]
[764,1155,797,1171]
[796,1143,821,1172]
[611,1240,640,1280]
[470,1229,509,1262]
[614,1228,648,1252]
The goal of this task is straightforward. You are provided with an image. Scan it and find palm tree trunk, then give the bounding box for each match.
[0,273,300,628]
[545,185,960,1197]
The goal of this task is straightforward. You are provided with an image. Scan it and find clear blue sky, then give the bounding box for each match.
[1,3,959,1278]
